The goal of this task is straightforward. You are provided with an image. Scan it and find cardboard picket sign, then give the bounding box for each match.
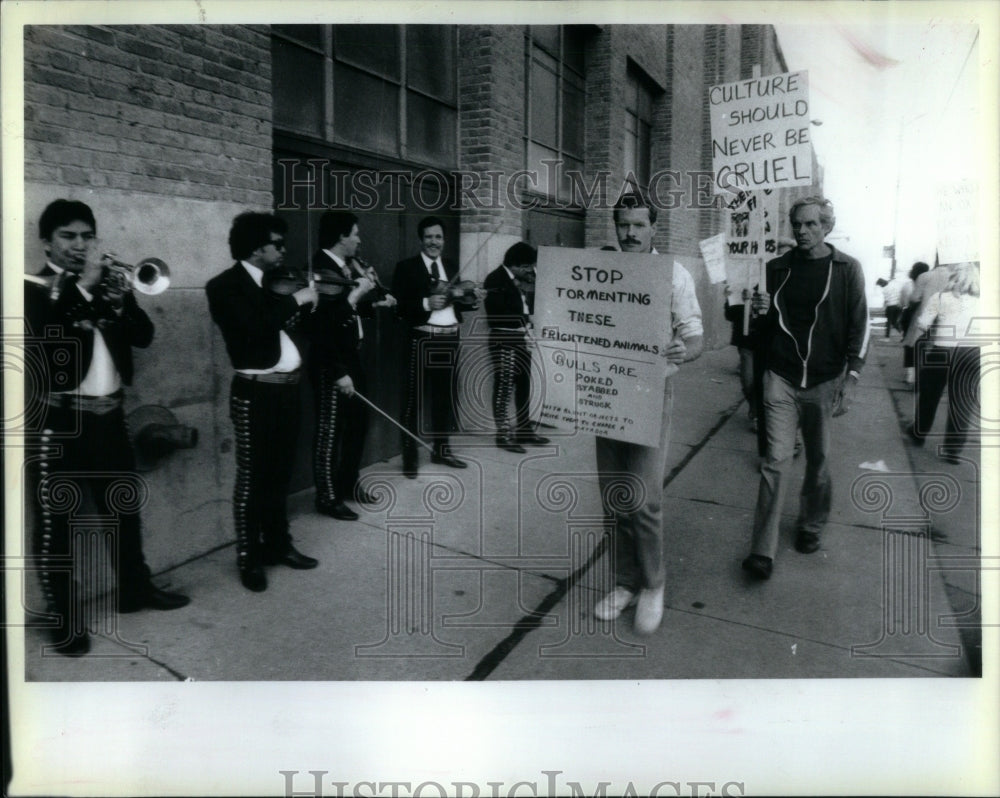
[532,247,672,445]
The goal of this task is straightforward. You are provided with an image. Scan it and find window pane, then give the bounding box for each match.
[333,63,399,153]
[273,24,324,49]
[638,84,652,120]
[333,25,400,79]
[559,156,583,203]
[531,59,558,147]
[623,130,636,179]
[406,92,456,165]
[531,25,560,55]
[627,72,639,113]
[562,79,585,157]
[563,26,587,76]
[273,39,324,136]
[527,141,559,197]
[638,121,651,185]
[406,25,456,103]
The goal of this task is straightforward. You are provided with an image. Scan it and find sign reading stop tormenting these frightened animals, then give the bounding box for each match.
[709,70,812,194]
[532,247,672,445]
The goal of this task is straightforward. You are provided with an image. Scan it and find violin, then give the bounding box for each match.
[264,267,356,298]
[350,257,393,304]
[430,278,483,308]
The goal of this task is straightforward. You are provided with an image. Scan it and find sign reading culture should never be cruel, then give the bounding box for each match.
[709,70,813,194]
[532,247,672,445]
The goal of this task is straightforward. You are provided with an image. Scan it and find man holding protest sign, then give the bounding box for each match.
[742,197,869,580]
[593,191,703,635]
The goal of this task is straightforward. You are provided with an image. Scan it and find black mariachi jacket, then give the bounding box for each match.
[483,265,531,331]
[391,254,475,328]
[306,250,372,380]
[24,266,154,393]
[205,263,310,371]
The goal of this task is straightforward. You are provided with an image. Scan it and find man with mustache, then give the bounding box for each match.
[593,191,704,635]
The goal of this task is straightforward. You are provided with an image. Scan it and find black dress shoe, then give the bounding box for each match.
[240,566,267,592]
[496,436,527,453]
[741,554,773,580]
[517,433,551,445]
[794,530,821,554]
[317,500,359,521]
[353,487,379,505]
[402,461,418,479]
[431,453,468,469]
[265,546,319,570]
[118,584,191,613]
[48,630,91,657]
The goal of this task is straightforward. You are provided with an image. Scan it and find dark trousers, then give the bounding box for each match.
[229,375,299,571]
[311,360,369,504]
[28,400,151,641]
[401,329,459,464]
[885,304,902,335]
[914,344,981,450]
[489,332,531,438]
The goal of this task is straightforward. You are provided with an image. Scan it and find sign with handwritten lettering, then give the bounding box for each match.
[710,70,812,193]
[532,247,672,445]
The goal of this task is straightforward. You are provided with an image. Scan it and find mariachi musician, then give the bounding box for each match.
[483,241,550,452]
[391,215,484,477]
[24,199,189,657]
[206,212,320,593]
[307,210,395,520]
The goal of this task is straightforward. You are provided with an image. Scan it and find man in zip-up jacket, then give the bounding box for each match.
[742,196,869,579]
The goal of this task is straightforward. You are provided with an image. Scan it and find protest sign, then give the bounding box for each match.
[699,233,728,284]
[936,180,978,264]
[709,70,812,194]
[532,247,672,445]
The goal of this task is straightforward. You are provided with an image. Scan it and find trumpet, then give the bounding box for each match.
[100,254,171,296]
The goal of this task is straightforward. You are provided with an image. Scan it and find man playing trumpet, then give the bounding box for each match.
[23,199,190,657]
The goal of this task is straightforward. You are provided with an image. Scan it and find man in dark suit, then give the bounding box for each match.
[391,216,482,477]
[483,241,550,452]
[307,210,395,520]
[24,199,189,657]
[206,212,320,593]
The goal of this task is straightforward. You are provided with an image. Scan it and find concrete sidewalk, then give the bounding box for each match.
[23,338,978,680]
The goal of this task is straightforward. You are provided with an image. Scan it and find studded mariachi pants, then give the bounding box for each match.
[310,360,369,505]
[28,398,151,641]
[489,331,531,438]
[400,329,460,464]
[229,375,299,571]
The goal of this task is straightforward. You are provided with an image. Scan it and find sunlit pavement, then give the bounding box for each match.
[22,337,978,680]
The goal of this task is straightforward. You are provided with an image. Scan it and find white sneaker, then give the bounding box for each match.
[594,587,636,621]
[634,586,665,635]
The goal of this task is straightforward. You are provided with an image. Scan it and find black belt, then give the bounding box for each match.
[45,390,123,415]
[235,370,301,384]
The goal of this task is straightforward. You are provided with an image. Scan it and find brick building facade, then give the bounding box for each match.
[20,22,821,572]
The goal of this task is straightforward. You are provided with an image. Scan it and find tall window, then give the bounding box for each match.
[524,25,586,202]
[272,24,458,166]
[624,65,653,188]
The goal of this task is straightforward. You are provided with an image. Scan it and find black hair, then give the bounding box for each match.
[318,210,359,250]
[228,212,287,260]
[909,261,930,281]
[39,199,96,240]
[503,241,537,268]
[417,216,446,238]
[613,189,657,225]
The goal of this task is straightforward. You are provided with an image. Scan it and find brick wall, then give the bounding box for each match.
[23,24,276,575]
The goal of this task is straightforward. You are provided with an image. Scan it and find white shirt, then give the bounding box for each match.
[48,262,121,397]
[237,261,302,374]
[916,289,981,348]
[421,253,459,327]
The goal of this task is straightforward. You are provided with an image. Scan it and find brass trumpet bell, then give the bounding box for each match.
[102,254,171,296]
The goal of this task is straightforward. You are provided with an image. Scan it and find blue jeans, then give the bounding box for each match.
[750,370,838,559]
[596,380,674,591]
